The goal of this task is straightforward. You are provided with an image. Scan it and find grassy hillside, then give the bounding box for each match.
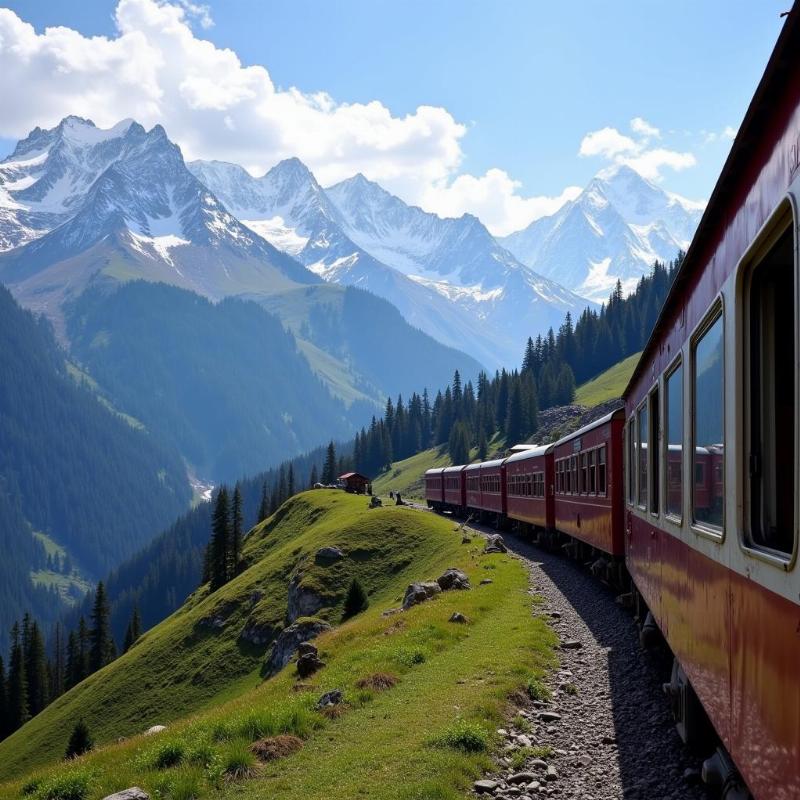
[574,352,641,407]
[0,491,554,800]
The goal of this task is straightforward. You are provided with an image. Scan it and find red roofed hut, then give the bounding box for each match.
[338,472,370,494]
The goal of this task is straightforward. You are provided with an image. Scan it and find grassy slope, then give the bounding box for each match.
[574,352,641,407]
[0,492,554,800]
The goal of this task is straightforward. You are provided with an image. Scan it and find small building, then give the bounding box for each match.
[338,472,370,494]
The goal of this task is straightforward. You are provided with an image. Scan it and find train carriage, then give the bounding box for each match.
[442,464,466,515]
[505,444,554,532]
[424,467,445,510]
[467,458,507,524]
[623,9,800,797]
[552,409,625,557]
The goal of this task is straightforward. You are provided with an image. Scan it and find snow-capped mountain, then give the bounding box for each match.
[0,117,314,323]
[191,159,590,368]
[500,165,703,302]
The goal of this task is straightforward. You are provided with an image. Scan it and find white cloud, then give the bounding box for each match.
[420,169,581,237]
[176,1,214,29]
[578,118,696,181]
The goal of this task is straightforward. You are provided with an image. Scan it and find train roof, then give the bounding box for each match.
[464,462,482,472]
[424,467,445,476]
[623,7,800,400]
[553,407,624,449]
[443,464,466,474]
[480,458,506,470]
[505,443,553,464]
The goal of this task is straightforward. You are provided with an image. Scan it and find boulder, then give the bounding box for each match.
[473,780,498,794]
[479,578,493,585]
[286,574,325,624]
[437,568,471,591]
[297,641,318,657]
[264,619,332,677]
[143,725,166,736]
[483,534,507,554]
[315,689,343,709]
[402,581,442,610]
[314,546,345,565]
[448,612,468,624]
[297,652,325,678]
[101,789,149,800]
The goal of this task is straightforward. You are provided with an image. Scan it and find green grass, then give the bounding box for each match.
[574,352,641,407]
[30,533,93,603]
[0,491,556,800]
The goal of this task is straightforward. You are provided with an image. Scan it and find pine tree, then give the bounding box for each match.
[89,582,114,674]
[8,622,29,731]
[0,656,8,739]
[258,481,270,523]
[24,620,48,716]
[50,622,65,701]
[342,579,369,620]
[123,605,142,653]
[448,421,470,465]
[322,441,336,485]
[287,463,295,497]
[309,464,319,488]
[209,487,231,591]
[505,381,525,445]
[77,617,89,682]
[230,485,243,579]
[65,719,94,759]
[478,427,488,462]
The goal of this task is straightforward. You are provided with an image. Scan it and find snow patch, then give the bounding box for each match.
[242,217,308,254]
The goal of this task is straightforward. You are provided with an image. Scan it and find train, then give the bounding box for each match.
[427,9,800,799]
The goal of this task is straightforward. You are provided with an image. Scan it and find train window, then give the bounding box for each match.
[745,224,795,557]
[665,361,683,519]
[692,309,724,530]
[580,452,588,493]
[626,420,635,505]
[572,456,578,495]
[649,388,660,516]
[598,446,607,496]
[588,449,596,494]
[637,403,648,508]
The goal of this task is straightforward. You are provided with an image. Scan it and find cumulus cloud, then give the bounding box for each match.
[578,117,695,181]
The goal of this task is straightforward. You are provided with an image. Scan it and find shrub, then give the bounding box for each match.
[37,770,92,800]
[151,740,186,769]
[153,765,204,800]
[393,646,426,667]
[526,678,551,702]
[21,778,41,796]
[64,720,93,760]
[342,578,369,620]
[428,719,488,753]
[250,735,303,762]
[222,739,258,780]
[355,672,398,691]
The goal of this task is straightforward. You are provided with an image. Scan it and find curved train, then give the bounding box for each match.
[426,10,800,799]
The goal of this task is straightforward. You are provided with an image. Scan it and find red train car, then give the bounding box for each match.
[442,464,466,514]
[505,444,554,531]
[424,467,445,510]
[623,10,800,797]
[474,457,507,521]
[552,408,625,557]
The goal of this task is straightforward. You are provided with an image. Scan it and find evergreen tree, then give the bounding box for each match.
[0,656,8,739]
[258,481,270,523]
[448,421,470,465]
[123,605,142,653]
[322,441,337,485]
[8,622,29,731]
[24,620,48,716]
[505,381,525,445]
[89,582,114,674]
[478,427,488,462]
[208,487,231,591]
[50,622,65,701]
[287,463,295,497]
[342,579,369,620]
[309,464,319,488]
[230,485,243,580]
[65,719,94,759]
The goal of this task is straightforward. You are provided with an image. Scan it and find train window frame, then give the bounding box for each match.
[636,401,648,511]
[689,297,725,542]
[626,417,636,506]
[598,445,607,497]
[663,355,684,524]
[738,198,798,570]
[649,384,660,518]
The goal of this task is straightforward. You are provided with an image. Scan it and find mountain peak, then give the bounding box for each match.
[263,156,316,185]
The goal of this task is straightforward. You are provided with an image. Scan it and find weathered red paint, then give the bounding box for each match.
[442,464,466,511]
[505,445,555,530]
[424,467,444,507]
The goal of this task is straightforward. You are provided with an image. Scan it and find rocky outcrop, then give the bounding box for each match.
[314,546,345,564]
[315,689,343,709]
[402,581,442,610]
[437,568,471,591]
[239,618,276,647]
[143,725,166,736]
[286,574,325,624]
[264,618,331,677]
[296,642,325,677]
[197,601,237,630]
[449,612,468,624]
[483,534,508,554]
[101,789,149,800]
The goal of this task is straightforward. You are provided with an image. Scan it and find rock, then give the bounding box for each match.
[315,546,345,564]
[143,725,166,736]
[315,689,343,709]
[101,789,149,800]
[683,767,701,785]
[539,711,561,722]
[264,619,332,676]
[530,759,548,770]
[448,612,468,624]
[402,581,442,610]
[480,578,493,585]
[297,641,318,657]
[296,652,325,678]
[239,618,276,647]
[437,568,471,591]
[473,780,498,794]
[548,611,562,619]
[601,735,616,745]
[545,766,558,781]
[509,772,536,784]
[286,574,325,624]
[197,600,236,630]
[461,535,472,544]
[483,534,507,554]
[560,639,582,650]
[515,733,532,747]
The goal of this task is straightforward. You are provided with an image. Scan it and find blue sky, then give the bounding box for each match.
[0,0,790,234]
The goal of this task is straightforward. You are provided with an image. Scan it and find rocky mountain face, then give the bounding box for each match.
[500,165,703,302]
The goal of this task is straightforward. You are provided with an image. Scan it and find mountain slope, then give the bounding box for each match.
[0,283,191,650]
[0,491,552,797]
[500,165,703,301]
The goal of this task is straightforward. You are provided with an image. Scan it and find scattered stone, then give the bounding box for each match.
[548,611,562,619]
[601,735,616,745]
[286,574,325,624]
[483,534,508,554]
[473,780,498,794]
[545,766,558,782]
[101,789,149,800]
[508,772,536,784]
[538,711,562,722]
[314,546,345,564]
[402,581,442,609]
[143,725,166,736]
[560,639,582,650]
[438,568,471,591]
[251,735,303,762]
[479,578,493,585]
[297,641,318,657]
[296,649,325,678]
[264,619,332,676]
[530,759,548,771]
[448,612,468,624]
[315,689,343,709]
